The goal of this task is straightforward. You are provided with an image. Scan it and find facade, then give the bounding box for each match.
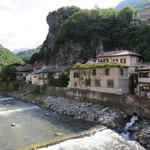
[69,50,142,95]
[69,64,129,94]
[136,7,150,24]
[96,50,141,74]
[137,64,150,98]
[32,71,48,86]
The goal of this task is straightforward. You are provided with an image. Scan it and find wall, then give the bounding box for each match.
[69,67,129,94]
[64,88,150,118]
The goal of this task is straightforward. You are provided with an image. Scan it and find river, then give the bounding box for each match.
[0,96,95,150]
[0,96,145,150]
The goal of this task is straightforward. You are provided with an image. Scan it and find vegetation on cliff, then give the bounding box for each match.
[0,45,24,66]
[30,6,150,64]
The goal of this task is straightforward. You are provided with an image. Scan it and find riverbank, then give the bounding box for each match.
[7,91,150,149]
[9,91,126,129]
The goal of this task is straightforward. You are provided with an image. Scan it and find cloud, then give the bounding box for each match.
[0,0,122,51]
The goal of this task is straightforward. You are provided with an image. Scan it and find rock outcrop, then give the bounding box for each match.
[129,120,150,149]
[38,7,103,65]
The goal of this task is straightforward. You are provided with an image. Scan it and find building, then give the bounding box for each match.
[137,63,150,98]
[68,50,142,95]
[32,71,48,85]
[96,50,141,74]
[15,64,33,84]
[136,7,150,24]
[69,63,129,94]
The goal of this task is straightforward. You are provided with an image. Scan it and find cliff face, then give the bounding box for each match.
[41,7,80,59]
[40,7,103,65]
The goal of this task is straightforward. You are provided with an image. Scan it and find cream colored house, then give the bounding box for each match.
[137,64,150,97]
[32,72,48,86]
[68,50,142,95]
[136,7,150,24]
[96,50,141,74]
[69,63,129,94]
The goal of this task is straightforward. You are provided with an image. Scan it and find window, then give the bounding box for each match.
[74,72,79,78]
[105,69,110,75]
[139,72,149,78]
[74,82,77,87]
[95,79,101,87]
[85,79,91,86]
[92,69,96,76]
[123,58,126,63]
[120,59,123,63]
[120,68,124,76]
[113,59,118,62]
[107,79,114,88]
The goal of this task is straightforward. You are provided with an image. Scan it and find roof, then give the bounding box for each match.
[71,62,129,70]
[96,50,141,58]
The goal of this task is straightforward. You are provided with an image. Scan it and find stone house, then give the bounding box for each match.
[69,63,129,94]
[137,63,150,98]
[69,50,142,95]
[136,7,150,24]
[96,50,141,74]
[15,64,33,84]
[32,70,48,86]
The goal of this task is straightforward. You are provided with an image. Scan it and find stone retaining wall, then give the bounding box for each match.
[64,88,150,118]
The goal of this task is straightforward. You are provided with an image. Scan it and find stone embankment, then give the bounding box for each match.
[44,96,126,129]
[9,92,150,149]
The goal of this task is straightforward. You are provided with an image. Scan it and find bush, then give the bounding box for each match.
[8,80,23,91]
[32,85,48,96]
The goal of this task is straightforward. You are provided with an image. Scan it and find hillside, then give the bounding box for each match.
[116,0,150,9]
[17,45,41,62]
[0,45,24,66]
[30,6,150,65]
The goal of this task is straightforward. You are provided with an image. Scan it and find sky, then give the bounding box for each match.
[0,0,123,51]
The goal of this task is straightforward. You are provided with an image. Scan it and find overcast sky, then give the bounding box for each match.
[0,0,122,51]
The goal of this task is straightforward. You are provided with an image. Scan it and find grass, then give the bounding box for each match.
[72,63,126,69]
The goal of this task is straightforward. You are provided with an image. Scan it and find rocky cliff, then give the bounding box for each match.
[35,6,103,65]
[31,6,150,65]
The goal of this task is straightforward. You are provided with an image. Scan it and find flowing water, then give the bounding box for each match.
[121,114,139,140]
[39,129,144,150]
[0,96,95,150]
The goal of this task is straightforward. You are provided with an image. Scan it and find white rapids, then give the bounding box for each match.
[39,129,145,150]
[0,106,39,116]
[0,97,13,101]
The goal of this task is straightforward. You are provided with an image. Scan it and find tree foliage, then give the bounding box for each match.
[0,65,16,82]
[31,6,150,63]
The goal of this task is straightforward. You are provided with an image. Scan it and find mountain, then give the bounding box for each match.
[30,6,150,65]
[116,0,150,9]
[13,48,28,54]
[17,45,41,62]
[0,45,24,66]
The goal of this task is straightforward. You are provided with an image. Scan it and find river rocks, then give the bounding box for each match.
[129,120,150,149]
[44,96,126,129]
[55,132,64,136]
[11,123,16,127]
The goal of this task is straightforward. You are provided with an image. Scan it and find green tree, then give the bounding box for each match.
[0,65,16,82]
[58,70,69,87]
